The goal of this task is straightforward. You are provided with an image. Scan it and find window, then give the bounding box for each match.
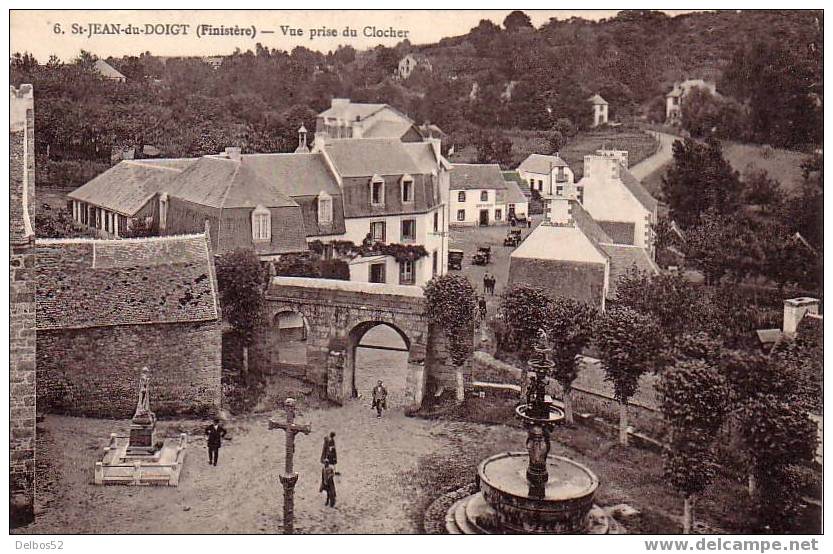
[538,179,543,190]
[401,219,416,242]
[556,167,566,182]
[432,251,438,276]
[494,209,502,221]
[370,262,386,283]
[556,186,563,196]
[317,191,333,224]
[577,186,584,204]
[480,191,488,202]
[370,175,385,205]
[370,221,386,242]
[159,193,169,231]
[457,209,465,221]
[458,191,466,202]
[401,175,414,203]
[252,205,271,241]
[433,212,439,233]
[399,260,415,285]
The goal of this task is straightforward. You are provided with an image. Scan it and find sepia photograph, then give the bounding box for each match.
[7,5,825,543]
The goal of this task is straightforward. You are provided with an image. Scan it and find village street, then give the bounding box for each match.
[20,403,526,534]
[628,131,677,181]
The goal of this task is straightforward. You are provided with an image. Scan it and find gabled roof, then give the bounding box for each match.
[511,223,607,265]
[517,153,569,174]
[241,153,341,197]
[167,156,298,209]
[322,138,425,177]
[571,201,613,246]
[602,243,660,299]
[449,163,507,191]
[94,59,126,80]
[619,166,659,212]
[68,159,196,216]
[362,119,418,140]
[588,93,608,105]
[36,234,219,330]
[402,142,444,174]
[504,179,528,205]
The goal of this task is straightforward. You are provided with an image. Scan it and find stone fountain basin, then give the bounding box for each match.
[477,452,599,534]
[514,403,565,426]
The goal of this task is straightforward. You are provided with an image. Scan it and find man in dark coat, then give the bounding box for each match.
[321,431,338,473]
[205,417,227,466]
[371,380,388,418]
[320,461,336,507]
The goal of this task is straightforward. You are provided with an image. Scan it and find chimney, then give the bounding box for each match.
[295,124,309,153]
[224,147,241,161]
[783,297,820,337]
[548,197,574,225]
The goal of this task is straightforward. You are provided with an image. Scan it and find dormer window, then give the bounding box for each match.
[458,191,466,202]
[252,205,271,242]
[370,174,385,206]
[318,191,333,224]
[401,174,414,203]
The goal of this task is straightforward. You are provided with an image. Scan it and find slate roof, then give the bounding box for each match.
[241,153,341,197]
[94,59,126,80]
[449,163,507,191]
[167,156,298,209]
[512,223,608,265]
[502,171,531,198]
[323,138,425,177]
[362,120,417,140]
[596,220,636,245]
[504,179,528,205]
[571,201,613,246]
[619,166,659,213]
[68,159,196,216]
[588,93,608,105]
[36,234,219,330]
[601,243,660,299]
[517,153,569,174]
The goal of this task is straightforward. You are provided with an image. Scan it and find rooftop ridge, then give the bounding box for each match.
[36,232,207,245]
[122,160,189,171]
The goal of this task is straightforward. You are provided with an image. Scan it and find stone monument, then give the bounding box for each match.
[127,367,157,456]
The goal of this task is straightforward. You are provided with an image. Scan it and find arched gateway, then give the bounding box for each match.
[257,277,431,410]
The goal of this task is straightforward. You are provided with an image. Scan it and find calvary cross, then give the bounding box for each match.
[268,397,311,534]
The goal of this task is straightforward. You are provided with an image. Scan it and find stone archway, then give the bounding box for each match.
[344,321,411,406]
[274,310,308,366]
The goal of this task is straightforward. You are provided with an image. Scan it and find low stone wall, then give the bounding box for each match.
[37,320,222,418]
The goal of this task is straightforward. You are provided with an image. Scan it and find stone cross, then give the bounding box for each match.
[268,398,311,534]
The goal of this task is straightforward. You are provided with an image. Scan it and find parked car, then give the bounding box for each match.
[473,246,491,265]
[448,249,464,270]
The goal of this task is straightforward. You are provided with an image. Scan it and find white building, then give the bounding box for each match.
[517,154,578,200]
[666,79,718,124]
[396,54,432,80]
[449,164,526,226]
[315,98,424,142]
[576,153,658,255]
[587,94,609,127]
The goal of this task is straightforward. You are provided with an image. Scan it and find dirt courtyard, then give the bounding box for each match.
[16,403,524,534]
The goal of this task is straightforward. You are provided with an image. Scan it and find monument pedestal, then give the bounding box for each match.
[126,413,157,456]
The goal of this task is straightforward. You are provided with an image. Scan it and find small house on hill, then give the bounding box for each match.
[588,94,609,127]
[397,53,432,80]
[666,79,718,124]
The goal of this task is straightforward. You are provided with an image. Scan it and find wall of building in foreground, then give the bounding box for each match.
[36,320,222,418]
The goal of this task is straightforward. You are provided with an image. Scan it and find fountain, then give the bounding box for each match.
[445,329,607,534]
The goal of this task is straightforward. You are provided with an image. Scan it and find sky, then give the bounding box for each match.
[10,10,700,62]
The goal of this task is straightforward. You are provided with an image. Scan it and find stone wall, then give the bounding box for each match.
[10,84,37,527]
[37,320,222,418]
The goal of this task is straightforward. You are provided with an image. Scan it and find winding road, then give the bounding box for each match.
[629,131,679,181]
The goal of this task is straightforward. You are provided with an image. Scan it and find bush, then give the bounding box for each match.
[319,258,350,280]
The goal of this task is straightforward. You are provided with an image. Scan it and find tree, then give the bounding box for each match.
[661,138,743,228]
[548,129,564,154]
[596,306,664,445]
[474,130,513,167]
[743,167,782,212]
[497,284,553,361]
[549,297,597,424]
[424,274,478,367]
[503,11,533,32]
[274,252,322,278]
[659,360,729,533]
[215,249,265,373]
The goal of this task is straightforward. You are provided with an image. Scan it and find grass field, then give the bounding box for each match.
[723,142,809,194]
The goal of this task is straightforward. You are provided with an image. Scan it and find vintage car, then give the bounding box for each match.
[472,245,491,265]
[447,249,464,270]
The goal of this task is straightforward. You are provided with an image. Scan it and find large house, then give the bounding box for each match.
[68,131,451,287]
[575,151,658,255]
[517,154,578,200]
[315,98,424,142]
[510,196,658,310]
[449,163,528,226]
[666,79,718,124]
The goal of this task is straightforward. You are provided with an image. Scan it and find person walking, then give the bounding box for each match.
[478,296,487,320]
[482,273,489,295]
[320,461,336,507]
[371,380,388,418]
[205,417,227,466]
[321,431,339,474]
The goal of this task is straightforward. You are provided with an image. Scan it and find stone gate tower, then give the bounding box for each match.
[10,84,37,527]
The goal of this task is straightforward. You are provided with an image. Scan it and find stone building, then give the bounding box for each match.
[35,232,222,418]
[10,84,37,527]
[587,93,609,127]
